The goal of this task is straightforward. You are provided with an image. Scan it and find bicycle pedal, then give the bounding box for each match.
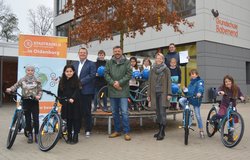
[189,127,195,131]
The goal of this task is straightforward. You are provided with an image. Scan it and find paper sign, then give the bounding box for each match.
[179,51,189,64]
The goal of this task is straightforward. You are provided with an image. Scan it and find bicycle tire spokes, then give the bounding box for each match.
[38,114,62,152]
[206,107,218,137]
[221,112,244,148]
[6,111,21,149]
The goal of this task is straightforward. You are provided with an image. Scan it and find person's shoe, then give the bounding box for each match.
[85,131,91,138]
[124,134,131,141]
[67,133,72,144]
[27,133,33,144]
[227,131,235,143]
[34,134,38,143]
[154,123,161,138]
[109,132,121,138]
[72,133,78,144]
[157,125,165,141]
[200,131,205,139]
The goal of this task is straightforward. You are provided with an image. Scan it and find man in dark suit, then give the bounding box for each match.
[73,47,96,137]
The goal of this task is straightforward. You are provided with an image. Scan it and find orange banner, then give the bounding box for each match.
[39,102,62,114]
[19,34,68,58]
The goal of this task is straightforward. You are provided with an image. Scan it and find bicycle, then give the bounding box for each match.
[38,89,67,152]
[97,84,149,112]
[206,96,245,148]
[179,96,196,145]
[6,92,34,149]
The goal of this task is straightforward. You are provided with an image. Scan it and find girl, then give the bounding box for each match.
[129,57,140,101]
[217,75,244,116]
[140,57,152,71]
[147,53,172,140]
[58,64,81,144]
[6,65,42,144]
[179,69,205,138]
[169,58,181,110]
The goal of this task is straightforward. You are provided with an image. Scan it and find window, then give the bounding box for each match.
[167,0,196,18]
[57,0,67,16]
[246,62,250,84]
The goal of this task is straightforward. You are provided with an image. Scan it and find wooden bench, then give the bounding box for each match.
[92,110,183,134]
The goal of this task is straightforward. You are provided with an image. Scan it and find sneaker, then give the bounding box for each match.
[85,131,91,137]
[200,131,205,139]
[124,134,131,141]
[109,132,121,138]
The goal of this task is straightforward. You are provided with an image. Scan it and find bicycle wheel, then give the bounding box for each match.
[138,85,149,110]
[97,86,110,111]
[184,110,190,145]
[38,113,62,152]
[6,111,22,149]
[221,112,244,148]
[206,107,218,137]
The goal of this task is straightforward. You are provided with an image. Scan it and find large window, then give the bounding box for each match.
[247,62,250,84]
[57,0,67,16]
[167,0,196,18]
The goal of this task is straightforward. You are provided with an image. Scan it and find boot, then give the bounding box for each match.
[34,134,38,143]
[156,125,165,141]
[153,123,161,138]
[72,133,78,144]
[27,133,33,143]
[67,133,72,144]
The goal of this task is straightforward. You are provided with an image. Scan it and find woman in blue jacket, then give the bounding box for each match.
[179,69,205,139]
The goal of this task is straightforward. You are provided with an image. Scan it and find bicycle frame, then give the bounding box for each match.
[182,100,193,128]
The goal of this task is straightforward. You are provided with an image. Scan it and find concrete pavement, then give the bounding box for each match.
[0,103,250,160]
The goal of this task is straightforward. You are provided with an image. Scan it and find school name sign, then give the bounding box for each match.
[216,17,238,37]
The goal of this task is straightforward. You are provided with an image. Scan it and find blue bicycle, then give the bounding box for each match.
[179,96,196,145]
[6,92,34,149]
[38,90,67,152]
[206,96,244,148]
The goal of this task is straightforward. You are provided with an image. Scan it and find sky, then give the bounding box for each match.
[6,0,54,34]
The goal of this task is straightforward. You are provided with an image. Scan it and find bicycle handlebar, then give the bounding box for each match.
[6,91,35,100]
[42,89,68,101]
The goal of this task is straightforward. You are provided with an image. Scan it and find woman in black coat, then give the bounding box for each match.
[58,64,81,144]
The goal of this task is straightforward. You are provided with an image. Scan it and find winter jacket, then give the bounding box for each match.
[185,76,204,106]
[95,59,107,88]
[104,55,132,98]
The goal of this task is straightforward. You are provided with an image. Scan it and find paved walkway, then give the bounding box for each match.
[0,103,250,160]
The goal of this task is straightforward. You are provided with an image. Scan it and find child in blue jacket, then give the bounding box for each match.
[179,69,205,138]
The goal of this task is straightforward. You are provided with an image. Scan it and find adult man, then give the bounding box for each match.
[73,47,96,137]
[104,46,132,141]
[165,43,180,68]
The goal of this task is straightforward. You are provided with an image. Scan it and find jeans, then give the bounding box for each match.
[179,97,203,129]
[93,86,107,111]
[110,98,130,134]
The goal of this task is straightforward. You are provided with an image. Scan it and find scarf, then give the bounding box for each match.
[153,63,167,86]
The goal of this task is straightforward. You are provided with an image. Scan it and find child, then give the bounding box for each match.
[215,75,244,142]
[6,65,42,143]
[129,57,140,101]
[179,69,205,138]
[58,64,81,144]
[169,58,181,110]
[93,50,108,112]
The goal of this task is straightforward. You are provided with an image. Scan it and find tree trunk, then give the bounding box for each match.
[120,31,124,52]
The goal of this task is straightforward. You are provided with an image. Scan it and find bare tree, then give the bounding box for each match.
[0,0,19,42]
[28,5,53,35]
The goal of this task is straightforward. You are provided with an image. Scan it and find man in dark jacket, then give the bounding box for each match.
[73,47,96,137]
[93,50,107,112]
[165,43,180,68]
[104,46,132,141]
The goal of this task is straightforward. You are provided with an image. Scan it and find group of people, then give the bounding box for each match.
[6,43,245,145]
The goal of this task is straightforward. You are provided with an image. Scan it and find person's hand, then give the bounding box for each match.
[69,98,74,103]
[96,73,99,76]
[197,93,202,98]
[167,96,172,100]
[113,81,122,90]
[240,96,245,102]
[178,84,181,87]
[35,96,41,100]
[5,88,11,93]
[147,96,151,102]
[218,91,225,95]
